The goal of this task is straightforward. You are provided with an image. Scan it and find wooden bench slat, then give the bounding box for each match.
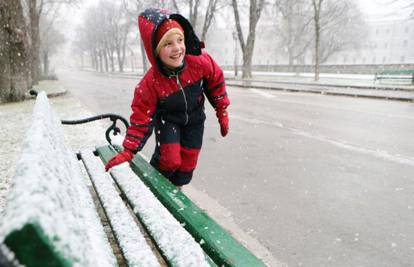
[102,152,214,267]
[80,150,161,267]
[0,92,117,266]
[96,145,267,267]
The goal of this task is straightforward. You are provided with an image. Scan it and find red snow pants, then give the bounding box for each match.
[150,118,204,186]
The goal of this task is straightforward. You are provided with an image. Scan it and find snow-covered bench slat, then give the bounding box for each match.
[96,146,267,267]
[0,92,117,266]
[80,150,161,267]
[104,156,213,267]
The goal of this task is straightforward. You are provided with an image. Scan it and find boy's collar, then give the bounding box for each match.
[162,61,185,77]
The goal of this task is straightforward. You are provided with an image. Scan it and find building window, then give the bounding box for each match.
[405,26,409,33]
[400,56,405,63]
[372,57,376,64]
[403,40,408,47]
[382,56,386,63]
[384,42,388,48]
[373,42,377,48]
[362,57,366,63]
[343,56,347,63]
[353,58,356,64]
[386,28,390,34]
[376,28,379,35]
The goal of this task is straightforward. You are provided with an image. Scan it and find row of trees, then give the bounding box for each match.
[74,0,367,80]
[73,0,221,74]
[0,0,70,102]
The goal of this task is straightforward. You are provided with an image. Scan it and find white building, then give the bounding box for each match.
[205,17,414,68]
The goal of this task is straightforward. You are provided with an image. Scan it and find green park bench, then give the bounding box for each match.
[374,70,414,85]
[0,92,266,267]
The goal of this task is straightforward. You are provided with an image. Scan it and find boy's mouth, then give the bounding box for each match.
[170,54,182,59]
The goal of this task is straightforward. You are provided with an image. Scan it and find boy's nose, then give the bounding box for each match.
[171,43,180,50]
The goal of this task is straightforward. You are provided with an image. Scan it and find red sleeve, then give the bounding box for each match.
[201,51,230,110]
[122,71,158,152]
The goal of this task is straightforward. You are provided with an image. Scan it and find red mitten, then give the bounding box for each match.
[216,108,229,137]
[105,149,134,171]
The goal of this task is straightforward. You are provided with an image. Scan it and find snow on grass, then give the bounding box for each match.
[0,92,116,266]
[81,150,160,267]
[110,164,211,267]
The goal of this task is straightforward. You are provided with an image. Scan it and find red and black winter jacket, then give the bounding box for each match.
[123,8,230,153]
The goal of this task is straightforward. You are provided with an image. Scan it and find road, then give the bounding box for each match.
[58,69,414,267]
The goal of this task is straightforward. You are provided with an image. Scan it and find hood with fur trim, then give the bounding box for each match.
[138,8,203,76]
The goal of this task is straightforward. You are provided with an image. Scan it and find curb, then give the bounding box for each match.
[225,77,413,92]
[226,82,414,102]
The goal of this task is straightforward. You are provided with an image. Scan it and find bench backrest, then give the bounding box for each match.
[0,92,116,266]
[377,70,414,75]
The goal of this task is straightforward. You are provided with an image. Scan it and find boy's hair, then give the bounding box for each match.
[155,19,184,55]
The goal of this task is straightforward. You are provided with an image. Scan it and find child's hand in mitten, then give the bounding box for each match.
[216,108,229,137]
[105,149,134,171]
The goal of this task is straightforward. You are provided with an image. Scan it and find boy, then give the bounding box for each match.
[105,8,230,187]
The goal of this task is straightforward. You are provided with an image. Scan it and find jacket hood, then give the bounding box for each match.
[138,8,203,76]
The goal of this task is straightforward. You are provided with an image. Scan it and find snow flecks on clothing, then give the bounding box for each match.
[110,164,211,267]
[80,150,160,267]
[0,92,116,266]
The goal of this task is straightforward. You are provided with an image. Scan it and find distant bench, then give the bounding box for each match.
[374,70,414,85]
[0,92,266,267]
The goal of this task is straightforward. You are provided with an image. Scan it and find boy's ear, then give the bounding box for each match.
[199,41,205,49]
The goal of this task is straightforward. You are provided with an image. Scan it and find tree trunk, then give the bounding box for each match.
[0,0,30,102]
[43,51,49,76]
[104,48,109,72]
[201,0,218,42]
[109,48,115,72]
[312,0,323,81]
[98,50,104,72]
[29,0,41,85]
[232,0,264,79]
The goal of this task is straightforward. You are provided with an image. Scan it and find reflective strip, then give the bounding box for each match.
[208,81,224,91]
[126,134,143,140]
[131,122,149,128]
[212,92,227,101]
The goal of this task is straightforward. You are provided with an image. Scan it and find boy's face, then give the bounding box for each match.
[158,33,186,69]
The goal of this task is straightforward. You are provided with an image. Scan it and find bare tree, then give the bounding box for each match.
[200,0,220,42]
[25,0,80,84]
[188,0,201,26]
[232,0,265,78]
[169,0,222,43]
[318,0,366,64]
[123,0,151,73]
[0,0,30,102]
[39,9,64,77]
[275,0,313,66]
[311,0,323,81]
[389,0,414,19]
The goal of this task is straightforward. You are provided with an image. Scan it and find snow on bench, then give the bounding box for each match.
[80,150,160,267]
[103,157,212,267]
[97,146,267,267]
[0,92,116,266]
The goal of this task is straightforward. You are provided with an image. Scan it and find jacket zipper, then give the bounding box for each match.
[175,74,189,125]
